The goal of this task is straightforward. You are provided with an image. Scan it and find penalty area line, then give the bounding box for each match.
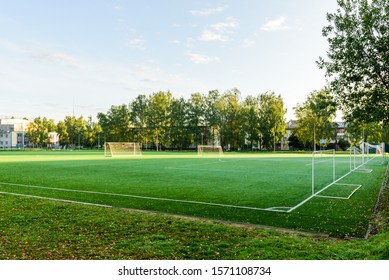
[0,190,113,208]
[0,181,290,213]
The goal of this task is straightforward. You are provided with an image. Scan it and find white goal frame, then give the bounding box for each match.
[364,142,385,165]
[104,142,142,157]
[311,149,335,195]
[197,145,223,157]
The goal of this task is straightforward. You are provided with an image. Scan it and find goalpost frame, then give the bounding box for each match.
[312,149,335,195]
[197,145,223,157]
[364,142,385,165]
[104,142,142,157]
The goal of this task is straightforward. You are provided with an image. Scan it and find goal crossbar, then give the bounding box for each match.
[197,145,223,157]
[104,142,142,157]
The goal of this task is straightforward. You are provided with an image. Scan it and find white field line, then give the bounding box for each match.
[0,181,290,213]
[0,191,113,208]
[2,156,375,214]
[315,183,362,200]
[287,157,376,212]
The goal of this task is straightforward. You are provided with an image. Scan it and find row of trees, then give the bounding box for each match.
[25,87,387,151]
[27,116,101,149]
[25,89,288,150]
[97,89,286,150]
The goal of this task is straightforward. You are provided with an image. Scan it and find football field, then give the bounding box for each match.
[0,150,386,237]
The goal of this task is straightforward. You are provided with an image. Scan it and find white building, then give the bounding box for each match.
[0,118,31,149]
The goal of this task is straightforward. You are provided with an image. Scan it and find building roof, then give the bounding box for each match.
[0,118,30,125]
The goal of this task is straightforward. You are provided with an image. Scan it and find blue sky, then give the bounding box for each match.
[0,0,339,121]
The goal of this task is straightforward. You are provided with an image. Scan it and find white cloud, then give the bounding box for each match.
[1,40,84,69]
[128,37,145,49]
[242,39,256,48]
[190,6,226,16]
[187,52,219,64]
[261,16,290,32]
[199,17,239,42]
[45,52,85,69]
[26,48,85,69]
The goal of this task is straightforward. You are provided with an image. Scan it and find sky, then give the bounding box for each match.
[0,0,340,122]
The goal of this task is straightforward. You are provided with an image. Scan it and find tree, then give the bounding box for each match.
[130,94,149,144]
[188,93,206,145]
[258,92,287,150]
[204,90,221,145]
[169,97,191,149]
[294,88,337,149]
[97,105,131,142]
[241,95,261,149]
[58,116,87,147]
[217,89,244,150]
[84,116,102,148]
[346,120,387,144]
[26,117,56,148]
[317,0,389,124]
[147,91,173,150]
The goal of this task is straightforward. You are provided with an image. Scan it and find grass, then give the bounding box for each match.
[0,178,388,260]
[0,150,386,238]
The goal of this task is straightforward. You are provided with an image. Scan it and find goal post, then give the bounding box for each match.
[364,142,385,164]
[104,142,142,157]
[312,149,335,195]
[197,145,223,157]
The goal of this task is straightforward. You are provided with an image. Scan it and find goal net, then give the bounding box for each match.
[350,142,385,171]
[312,149,335,195]
[197,145,223,157]
[104,142,142,157]
[364,142,385,165]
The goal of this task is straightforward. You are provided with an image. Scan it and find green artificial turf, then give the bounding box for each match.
[0,150,386,237]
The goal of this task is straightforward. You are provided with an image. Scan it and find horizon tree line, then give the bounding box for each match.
[24,87,387,151]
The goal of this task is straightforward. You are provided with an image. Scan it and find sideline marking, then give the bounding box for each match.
[0,181,290,213]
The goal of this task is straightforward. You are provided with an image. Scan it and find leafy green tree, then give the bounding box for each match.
[147,91,173,150]
[346,120,387,145]
[97,105,131,142]
[258,92,287,150]
[217,89,244,150]
[295,88,337,149]
[204,90,221,145]
[26,117,56,148]
[130,94,149,144]
[56,120,69,146]
[58,116,87,147]
[188,93,206,145]
[241,95,261,149]
[84,116,102,148]
[317,0,389,124]
[169,97,191,149]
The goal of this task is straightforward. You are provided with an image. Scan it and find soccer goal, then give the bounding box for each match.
[104,142,142,157]
[364,142,385,165]
[197,145,223,157]
[311,149,335,195]
[349,146,370,172]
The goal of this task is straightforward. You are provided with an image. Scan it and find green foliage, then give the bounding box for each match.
[93,89,287,151]
[317,0,389,124]
[346,120,388,145]
[258,92,287,150]
[295,88,337,148]
[26,117,56,147]
[56,116,87,146]
[97,105,131,142]
[217,89,244,150]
